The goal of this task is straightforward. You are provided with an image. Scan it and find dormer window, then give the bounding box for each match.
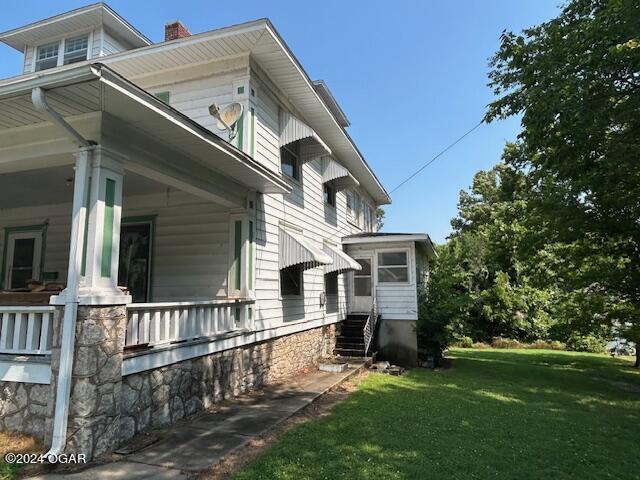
[64,35,89,65]
[34,34,89,72]
[35,42,59,71]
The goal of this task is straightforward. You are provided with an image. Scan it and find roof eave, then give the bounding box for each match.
[0,2,151,51]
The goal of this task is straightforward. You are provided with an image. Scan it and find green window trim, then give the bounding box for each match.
[248,220,254,290]
[101,178,116,278]
[236,113,244,150]
[80,177,92,276]
[154,91,170,103]
[0,224,47,290]
[234,220,242,291]
[249,107,255,157]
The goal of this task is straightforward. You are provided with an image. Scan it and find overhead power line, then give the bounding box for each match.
[389,120,485,194]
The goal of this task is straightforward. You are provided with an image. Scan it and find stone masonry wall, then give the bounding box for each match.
[120,324,336,441]
[48,305,127,459]
[0,381,54,442]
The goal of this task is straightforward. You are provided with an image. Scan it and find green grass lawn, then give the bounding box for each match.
[234,349,640,480]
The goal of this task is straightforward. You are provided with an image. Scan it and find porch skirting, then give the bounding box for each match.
[0,304,337,460]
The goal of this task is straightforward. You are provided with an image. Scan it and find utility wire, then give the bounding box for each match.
[389,120,485,194]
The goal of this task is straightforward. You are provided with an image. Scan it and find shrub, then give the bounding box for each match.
[472,342,491,349]
[565,334,606,353]
[453,336,474,348]
[528,340,566,350]
[491,337,523,349]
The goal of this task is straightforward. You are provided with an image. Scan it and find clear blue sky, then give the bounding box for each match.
[0,1,561,243]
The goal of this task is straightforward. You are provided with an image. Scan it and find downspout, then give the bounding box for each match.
[31,87,93,458]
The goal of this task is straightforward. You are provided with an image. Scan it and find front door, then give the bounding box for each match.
[119,220,153,303]
[352,257,373,313]
[4,230,43,290]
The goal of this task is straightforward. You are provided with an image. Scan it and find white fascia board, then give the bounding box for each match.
[342,234,430,245]
[263,22,391,205]
[0,64,97,99]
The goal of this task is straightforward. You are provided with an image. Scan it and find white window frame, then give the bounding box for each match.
[63,33,90,65]
[3,229,44,289]
[280,142,302,183]
[35,41,60,71]
[280,264,304,298]
[32,30,93,72]
[376,248,412,285]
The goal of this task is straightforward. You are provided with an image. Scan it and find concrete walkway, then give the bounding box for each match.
[30,365,362,479]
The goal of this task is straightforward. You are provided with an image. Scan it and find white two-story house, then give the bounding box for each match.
[0,3,434,459]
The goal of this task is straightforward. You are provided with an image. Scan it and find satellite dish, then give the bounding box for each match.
[209,102,243,140]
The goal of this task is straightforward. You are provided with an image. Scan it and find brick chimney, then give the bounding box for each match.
[165,20,191,41]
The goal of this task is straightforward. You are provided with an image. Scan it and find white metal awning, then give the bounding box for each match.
[279,110,332,160]
[323,243,361,274]
[279,227,332,270]
[321,157,359,191]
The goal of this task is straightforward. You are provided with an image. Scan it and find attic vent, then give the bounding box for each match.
[165,21,191,41]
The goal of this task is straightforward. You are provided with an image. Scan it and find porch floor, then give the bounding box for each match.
[31,364,364,479]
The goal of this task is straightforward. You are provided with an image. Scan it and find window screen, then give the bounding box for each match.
[377,251,409,283]
[281,265,303,296]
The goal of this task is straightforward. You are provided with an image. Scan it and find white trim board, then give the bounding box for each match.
[122,315,342,376]
[0,359,51,384]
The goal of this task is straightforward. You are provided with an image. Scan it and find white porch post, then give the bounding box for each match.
[78,147,130,305]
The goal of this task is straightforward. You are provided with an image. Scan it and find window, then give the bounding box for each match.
[35,42,59,71]
[280,142,300,181]
[323,183,336,207]
[2,228,44,289]
[325,272,338,295]
[63,35,89,65]
[346,191,353,213]
[280,265,303,296]
[377,251,409,283]
[353,192,363,227]
[354,258,372,296]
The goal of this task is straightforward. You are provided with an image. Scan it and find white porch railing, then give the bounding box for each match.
[0,306,57,355]
[125,299,255,349]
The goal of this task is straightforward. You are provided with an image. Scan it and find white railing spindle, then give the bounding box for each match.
[0,307,58,355]
[124,300,255,350]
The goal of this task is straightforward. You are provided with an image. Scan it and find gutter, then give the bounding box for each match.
[31,87,92,458]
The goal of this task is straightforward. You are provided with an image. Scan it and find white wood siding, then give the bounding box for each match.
[0,191,231,301]
[346,241,419,321]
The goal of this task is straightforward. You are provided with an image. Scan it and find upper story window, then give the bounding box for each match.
[63,35,89,65]
[346,191,353,213]
[323,183,336,207]
[281,141,301,181]
[35,42,59,71]
[34,34,90,72]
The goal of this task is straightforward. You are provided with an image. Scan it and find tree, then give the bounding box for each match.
[375,207,385,231]
[486,0,640,366]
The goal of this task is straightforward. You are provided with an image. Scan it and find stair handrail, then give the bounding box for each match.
[363,288,378,355]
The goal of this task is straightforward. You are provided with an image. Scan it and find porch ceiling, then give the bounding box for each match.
[0,165,168,209]
[0,63,290,200]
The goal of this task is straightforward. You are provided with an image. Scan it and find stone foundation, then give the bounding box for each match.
[120,324,336,441]
[0,381,54,441]
[0,310,337,460]
[56,305,128,458]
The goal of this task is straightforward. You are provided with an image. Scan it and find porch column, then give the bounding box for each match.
[78,147,130,305]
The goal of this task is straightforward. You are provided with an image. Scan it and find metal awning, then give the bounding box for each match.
[279,110,332,160]
[323,243,361,274]
[279,226,332,270]
[321,157,359,191]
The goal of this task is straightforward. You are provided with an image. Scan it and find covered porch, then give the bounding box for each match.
[0,63,288,368]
